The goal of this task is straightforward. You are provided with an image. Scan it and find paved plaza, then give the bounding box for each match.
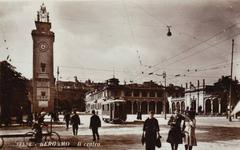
[1,115,240,150]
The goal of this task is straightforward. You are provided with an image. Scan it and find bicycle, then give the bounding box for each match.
[23,123,60,147]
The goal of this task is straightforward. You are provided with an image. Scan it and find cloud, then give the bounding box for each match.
[1,0,240,85]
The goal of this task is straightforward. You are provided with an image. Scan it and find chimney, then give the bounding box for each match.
[197,80,200,89]
[186,83,188,89]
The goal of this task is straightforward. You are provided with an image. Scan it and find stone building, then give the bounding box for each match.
[86,77,184,114]
[169,77,240,115]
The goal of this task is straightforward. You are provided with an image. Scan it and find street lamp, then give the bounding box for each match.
[149,71,167,120]
[167,26,172,37]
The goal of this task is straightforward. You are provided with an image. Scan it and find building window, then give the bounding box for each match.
[150,91,155,97]
[41,63,46,72]
[125,90,132,97]
[142,91,147,97]
[41,91,46,97]
[133,90,140,97]
[157,91,163,97]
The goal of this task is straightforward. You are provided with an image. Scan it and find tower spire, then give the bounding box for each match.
[37,3,49,22]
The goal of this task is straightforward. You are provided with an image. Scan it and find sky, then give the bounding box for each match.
[1,0,240,86]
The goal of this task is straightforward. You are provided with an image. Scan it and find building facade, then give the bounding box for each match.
[86,78,184,114]
[32,4,55,113]
[169,77,240,115]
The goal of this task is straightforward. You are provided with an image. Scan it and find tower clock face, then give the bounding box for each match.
[38,41,49,52]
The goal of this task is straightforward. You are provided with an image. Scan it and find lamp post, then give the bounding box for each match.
[149,71,167,120]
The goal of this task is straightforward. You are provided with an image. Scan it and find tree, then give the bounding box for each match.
[0,61,30,126]
[213,76,240,113]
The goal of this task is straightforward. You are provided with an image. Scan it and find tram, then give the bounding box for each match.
[101,99,127,123]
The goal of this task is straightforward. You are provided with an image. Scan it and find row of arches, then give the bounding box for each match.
[172,101,185,112]
[205,98,227,114]
[171,98,227,115]
[125,101,169,114]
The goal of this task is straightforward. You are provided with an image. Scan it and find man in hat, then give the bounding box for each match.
[71,110,81,136]
[89,110,101,141]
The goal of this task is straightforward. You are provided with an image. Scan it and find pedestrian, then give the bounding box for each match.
[89,110,101,141]
[137,111,140,120]
[30,121,43,143]
[27,113,33,126]
[17,106,23,126]
[38,112,45,125]
[34,112,38,121]
[167,109,185,150]
[71,110,81,136]
[64,111,71,129]
[137,111,142,120]
[143,111,160,150]
[139,111,142,120]
[183,110,197,150]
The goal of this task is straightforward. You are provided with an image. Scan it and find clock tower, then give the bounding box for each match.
[32,3,55,113]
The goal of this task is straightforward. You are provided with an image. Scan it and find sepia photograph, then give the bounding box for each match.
[1,0,240,149]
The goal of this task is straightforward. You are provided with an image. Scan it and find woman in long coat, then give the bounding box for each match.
[167,110,185,150]
[183,110,197,150]
[143,111,160,150]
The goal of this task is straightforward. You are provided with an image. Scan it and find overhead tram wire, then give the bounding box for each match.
[129,1,240,79]
[134,29,238,82]
[149,31,240,75]
[136,32,240,82]
[59,65,130,73]
[130,1,240,70]
[147,58,239,86]
[122,0,148,79]
[149,23,239,72]
[52,2,239,83]
[179,58,240,77]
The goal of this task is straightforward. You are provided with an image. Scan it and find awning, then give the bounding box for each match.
[231,101,240,116]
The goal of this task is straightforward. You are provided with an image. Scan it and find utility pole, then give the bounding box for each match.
[229,39,234,122]
[56,66,59,113]
[148,71,167,119]
[163,71,167,120]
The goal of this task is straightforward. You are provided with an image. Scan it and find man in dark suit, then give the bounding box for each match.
[64,111,71,129]
[71,110,81,136]
[89,110,101,141]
